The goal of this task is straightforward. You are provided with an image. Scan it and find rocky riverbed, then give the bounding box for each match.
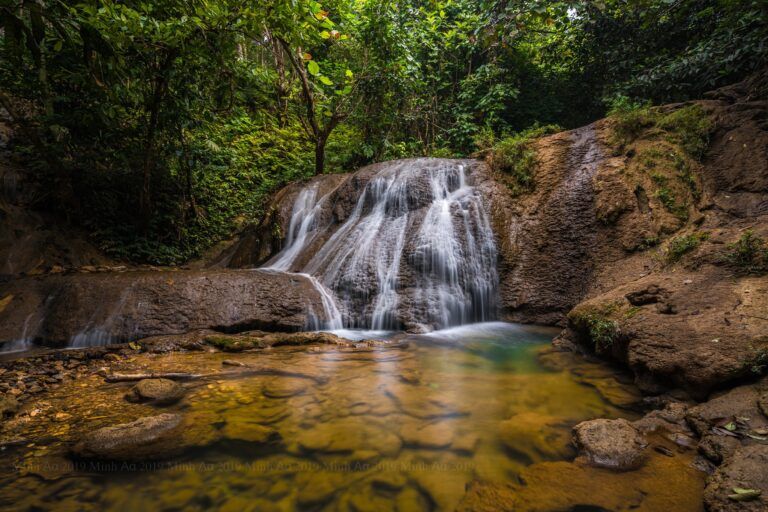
[0,323,716,511]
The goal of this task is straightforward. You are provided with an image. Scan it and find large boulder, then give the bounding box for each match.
[558,263,768,397]
[0,269,332,347]
[572,418,648,470]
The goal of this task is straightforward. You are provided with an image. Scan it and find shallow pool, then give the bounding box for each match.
[0,323,704,511]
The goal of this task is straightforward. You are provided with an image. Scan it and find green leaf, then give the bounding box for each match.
[318,75,333,86]
[320,30,330,39]
[345,69,354,78]
[728,488,761,501]
[307,60,320,76]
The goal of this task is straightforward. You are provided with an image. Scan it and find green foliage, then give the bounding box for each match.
[568,304,620,351]
[485,124,560,195]
[721,230,768,275]
[666,232,709,264]
[0,0,764,263]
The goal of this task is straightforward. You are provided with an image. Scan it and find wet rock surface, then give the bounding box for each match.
[573,418,648,470]
[472,75,768,404]
[498,412,573,462]
[0,269,331,347]
[704,445,768,511]
[127,379,185,406]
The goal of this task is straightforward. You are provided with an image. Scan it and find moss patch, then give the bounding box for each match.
[665,232,709,263]
[609,101,712,161]
[656,104,712,160]
[483,124,561,196]
[204,335,266,352]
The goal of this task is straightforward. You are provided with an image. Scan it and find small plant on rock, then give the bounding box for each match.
[666,232,709,263]
[721,230,768,275]
[568,304,621,351]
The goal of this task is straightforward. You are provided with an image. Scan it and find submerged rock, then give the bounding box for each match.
[399,421,454,449]
[71,413,217,461]
[458,450,705,512]
[0,396,19,418]
[261,378,308,399]
[221,422,280,445]
[126,378,185,405]
[456,480,517,512]
[573,418,647,470]
[295,418,402,457]
[498,412,574,463]
[72,413,184,460]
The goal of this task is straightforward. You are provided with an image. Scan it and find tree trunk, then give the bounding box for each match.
[138,49,177,224]
[315,137,326,175]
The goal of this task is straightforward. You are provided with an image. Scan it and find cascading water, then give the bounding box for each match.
[261,184,343,330]
[268,185,323,271]
[263,159,499,331]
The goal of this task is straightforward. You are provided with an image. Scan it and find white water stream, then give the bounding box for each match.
[263,159,499,331]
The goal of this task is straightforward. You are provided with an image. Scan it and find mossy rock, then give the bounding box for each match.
[567,303,621,352]
[204,335,267,352]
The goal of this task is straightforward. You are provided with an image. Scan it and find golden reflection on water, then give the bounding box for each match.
[0,324,704,511]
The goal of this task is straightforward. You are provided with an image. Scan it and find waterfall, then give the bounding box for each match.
[263,159,499,332]
[268,185,324,271]
[261,184,343,329]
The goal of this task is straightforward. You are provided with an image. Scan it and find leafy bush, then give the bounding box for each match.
[568,304,621,351]
[666,232,709,263]
[88,112,315,265]
[721,230,768,275]
[486,124,560,195]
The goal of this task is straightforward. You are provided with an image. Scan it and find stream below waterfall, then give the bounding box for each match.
[0,323,704,511]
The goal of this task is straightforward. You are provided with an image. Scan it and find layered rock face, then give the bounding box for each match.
[474,74,768,398]
[0,269,330,348]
